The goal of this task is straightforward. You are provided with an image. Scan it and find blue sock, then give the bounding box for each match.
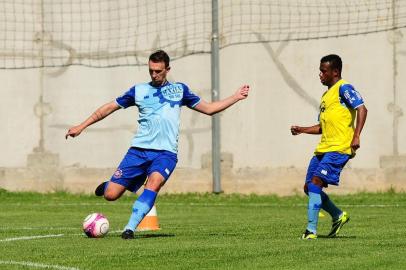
[307,183,322,234]
[124,189,157,232]
[320,191,342,220]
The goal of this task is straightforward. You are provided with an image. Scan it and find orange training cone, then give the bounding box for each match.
[136,205,160,231]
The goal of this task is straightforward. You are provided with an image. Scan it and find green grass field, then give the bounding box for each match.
[1,189,406,270]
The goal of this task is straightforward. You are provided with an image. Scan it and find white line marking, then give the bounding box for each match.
[0,260,80,270]
[0,234,64,242]
[0,227,78,231]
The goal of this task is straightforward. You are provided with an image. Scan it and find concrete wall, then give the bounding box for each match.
[1,30,406,195]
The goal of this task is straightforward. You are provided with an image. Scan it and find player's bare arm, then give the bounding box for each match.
[65,101,121,139]
[350,104,368,150]
[193,85,250,115]
[290,124,322,135]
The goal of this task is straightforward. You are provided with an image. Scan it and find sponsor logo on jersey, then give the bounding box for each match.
[154,84,184,107]
[161,85,183,101]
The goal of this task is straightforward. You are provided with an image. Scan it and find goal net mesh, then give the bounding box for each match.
[1,0,405,68]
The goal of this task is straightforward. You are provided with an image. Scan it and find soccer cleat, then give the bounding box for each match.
[95,181,108,196]
[328,211,350,238]
[301,229,317,240]
[121,229,135,239]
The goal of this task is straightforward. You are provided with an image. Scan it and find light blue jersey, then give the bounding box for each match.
[116,81,201,153]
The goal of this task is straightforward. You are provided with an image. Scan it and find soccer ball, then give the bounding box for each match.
[83,213,109,238]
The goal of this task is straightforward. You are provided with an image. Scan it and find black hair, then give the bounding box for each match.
[149,50,170,68]
[320,54,342,73]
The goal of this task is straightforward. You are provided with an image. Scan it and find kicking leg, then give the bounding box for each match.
[104,182,126,201]
[95,181,109,196]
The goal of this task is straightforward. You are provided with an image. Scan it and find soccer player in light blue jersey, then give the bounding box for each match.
[66,50,250,239]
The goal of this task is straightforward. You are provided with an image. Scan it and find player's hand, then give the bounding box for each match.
[350,135,360,151]
[290,126,302,135]
[65,125,84,139]
[235,85,250,100]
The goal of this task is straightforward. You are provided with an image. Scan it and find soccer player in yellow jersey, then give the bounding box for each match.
[291,54,368,239]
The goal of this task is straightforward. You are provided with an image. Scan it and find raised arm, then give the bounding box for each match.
[193,85,250,115]
[65,101,121,139]
[350,104,368,151]
[290,124,322,135]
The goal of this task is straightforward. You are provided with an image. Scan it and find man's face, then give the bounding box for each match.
[149,61,169,86]
[319,61,338,87]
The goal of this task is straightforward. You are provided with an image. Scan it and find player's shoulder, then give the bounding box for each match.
[339,80,364,106]
[339,80,359,95]
[339,80,355,90]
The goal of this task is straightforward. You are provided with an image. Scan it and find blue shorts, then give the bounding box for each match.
[305,152,350,186]
[110,147,178,192]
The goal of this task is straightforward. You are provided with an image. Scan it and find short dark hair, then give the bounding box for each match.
[320,54,342,73]
[149,50,170,67]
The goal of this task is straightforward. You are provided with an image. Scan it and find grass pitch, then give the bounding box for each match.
[0,190,406,270]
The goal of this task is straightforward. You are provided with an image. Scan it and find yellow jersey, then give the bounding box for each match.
[315,79,364,155]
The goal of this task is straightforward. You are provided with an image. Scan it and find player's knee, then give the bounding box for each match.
[145,175,165,192]
[311,176,324,187]
[104,191,119,201]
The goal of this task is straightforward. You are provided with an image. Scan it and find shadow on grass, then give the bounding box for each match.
[318,235,357,239]
[136,233,175,239]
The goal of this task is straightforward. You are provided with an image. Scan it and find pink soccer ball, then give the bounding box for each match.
[83,213,109,238]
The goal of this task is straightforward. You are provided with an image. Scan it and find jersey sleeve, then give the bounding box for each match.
[339,84,364,109]
[116,86,136,108]
[180,83,201,108]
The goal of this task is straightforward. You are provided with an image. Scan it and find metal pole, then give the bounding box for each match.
[37,0,45,152]
[391,0,399,156]
[211,0,221,193]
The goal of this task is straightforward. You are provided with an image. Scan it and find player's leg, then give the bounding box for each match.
[122,172,163,239]
[328,211,349,237]
[104,174,148,201]
[302,155,321,239]
[313,152,351,237]
[303,176,323,239]
[100,148,149,201]
[103,182,126,201]
[320,191,341,220]
[95,181,109,196]
[122,150,177,239]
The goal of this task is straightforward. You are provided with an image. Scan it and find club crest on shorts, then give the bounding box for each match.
[113,168,123,178]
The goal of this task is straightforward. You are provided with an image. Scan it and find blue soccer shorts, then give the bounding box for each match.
[305,152,351,186]
[110,147,178,192]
